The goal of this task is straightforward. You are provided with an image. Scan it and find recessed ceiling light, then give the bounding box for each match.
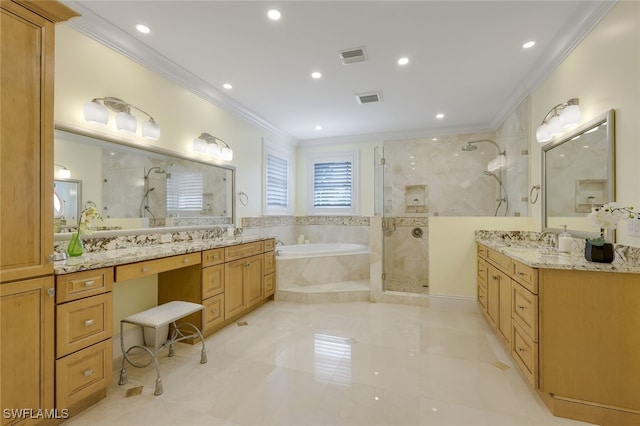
[436,113,444,119]
[311,71,322,79]
[398,57,410,65]
[135,24,151,34]
[432,138,438,141]
[522,41,536,49]
[315,125,322,131]
[223,83,233,90]
[267,9,281,20]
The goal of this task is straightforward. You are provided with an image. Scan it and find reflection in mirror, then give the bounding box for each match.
[542,109,615,239]
[54,126,235,234]
[54,179,81,232]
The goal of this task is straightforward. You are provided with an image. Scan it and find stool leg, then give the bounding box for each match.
[154,377,163,396]
[118,321,128,385]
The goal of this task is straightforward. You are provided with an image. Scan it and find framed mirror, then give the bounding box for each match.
[54,178,82,232]
[54,124,235,235]
[542,109,615,239]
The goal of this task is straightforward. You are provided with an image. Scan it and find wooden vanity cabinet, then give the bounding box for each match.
[224,242,264,318]
[1,1,77,422]
[478,245,511,345]
[55,267,113,412]
[263,238,276,299]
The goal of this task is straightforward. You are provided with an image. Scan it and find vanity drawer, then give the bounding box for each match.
[57,293,113,358]
[264,273,276,298]
[477,259,487,286]
[477,283,487,310]
[512,283,538,341]
[202,248,225,267]
[477,244,488,259]
[264,251,276,275]
[202,293,224,330]
[512,260,538,294]
[264,238,276,252]
[56,267,113,303]
[56,339,112,409]
[202,264,225,299]
[115,252,201,282]
[487,248,511,273]
[225,241,265,262]
[512,321,538,388]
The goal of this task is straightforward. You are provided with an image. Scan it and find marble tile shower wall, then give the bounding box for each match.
[382,98,529,217]
[383,217,429,294]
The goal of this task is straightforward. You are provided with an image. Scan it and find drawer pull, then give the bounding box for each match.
[517,346,527,353]
[518,272,526,276]
[183,258,190,264]
[245,263,250,267]
[83,369,94,377]
[492,275,499,280]
[84,280,95,287]
[84,319,94,327]
[142,267,150,272]
[516,305,526,310]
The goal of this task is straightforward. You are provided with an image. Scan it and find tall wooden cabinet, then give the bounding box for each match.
[0,1,77,423]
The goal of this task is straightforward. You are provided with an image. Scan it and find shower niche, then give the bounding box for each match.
[404,185,427,213]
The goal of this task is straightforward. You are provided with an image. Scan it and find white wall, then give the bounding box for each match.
[530,1,640,246]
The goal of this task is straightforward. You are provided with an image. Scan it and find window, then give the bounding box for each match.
[167,167,203,214]
[307,151,359,215]
[263,141,292,215]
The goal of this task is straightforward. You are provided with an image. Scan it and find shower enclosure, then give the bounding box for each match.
[374,146,429,295]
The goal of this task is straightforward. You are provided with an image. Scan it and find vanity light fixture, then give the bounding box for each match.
[83,97,161,140]
[192,133,233,161]
[54,163,71,179]
[536,98,580,143]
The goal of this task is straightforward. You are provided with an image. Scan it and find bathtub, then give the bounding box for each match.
[276,243,370,296]
[276,243,369,259]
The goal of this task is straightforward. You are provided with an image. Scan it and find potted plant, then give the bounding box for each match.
[585,203,638,263]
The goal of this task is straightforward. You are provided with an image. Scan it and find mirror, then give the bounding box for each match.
[54,179,82,232]
[542,109,615,239]
[54,125,235,234]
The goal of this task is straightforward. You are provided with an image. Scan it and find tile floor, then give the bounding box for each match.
[65,299,593,426]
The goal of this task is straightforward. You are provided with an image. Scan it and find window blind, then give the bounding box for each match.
[166,170,203,212]
[313,161,352,207]
[266,153,288,208]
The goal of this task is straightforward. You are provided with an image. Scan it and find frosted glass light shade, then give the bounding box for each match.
[548,115,562,137]
[207,143,222,157]
[536,123,551,143]
[193,138,207,153]
[221,147,233,161]
[141,120,161,140]
[560,104,581,128]
[83,101,108,124]
[116,112,137,133]
[57,168,71,179]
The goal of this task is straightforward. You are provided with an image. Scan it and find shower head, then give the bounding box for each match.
[145,167,166,179]
[462,140,505,156]
[461,143,478,152]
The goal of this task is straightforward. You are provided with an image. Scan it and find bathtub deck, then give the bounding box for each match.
[275,279,370,304]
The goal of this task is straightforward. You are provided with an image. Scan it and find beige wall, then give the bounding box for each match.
[531,1,640,245]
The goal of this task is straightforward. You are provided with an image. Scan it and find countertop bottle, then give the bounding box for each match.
[558,225,572,253]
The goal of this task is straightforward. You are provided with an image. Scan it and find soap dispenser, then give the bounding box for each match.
[558,225,572,253]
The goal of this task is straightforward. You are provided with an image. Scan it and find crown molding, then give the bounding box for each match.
[489,0,616,130]
[62,1,297,145]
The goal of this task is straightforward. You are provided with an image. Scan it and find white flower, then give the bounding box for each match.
[78,206,102,235]
[587,202,637,230]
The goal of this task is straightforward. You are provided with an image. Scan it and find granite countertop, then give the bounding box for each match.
[477,238,640,274]
[54,235,271,275]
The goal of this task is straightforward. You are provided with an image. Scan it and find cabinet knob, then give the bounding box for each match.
[184,258,190,263]
[142,267,150,272]
[517,347,527,353]
[84,280,95,287]
[84,319,94,327]
[516,305,526,310]
[83,369,94,377]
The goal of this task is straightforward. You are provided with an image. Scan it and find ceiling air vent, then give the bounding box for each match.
[355,91,383,104]
[339,47,367,65]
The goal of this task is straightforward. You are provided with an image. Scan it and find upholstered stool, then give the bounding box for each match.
[118,301,207,395]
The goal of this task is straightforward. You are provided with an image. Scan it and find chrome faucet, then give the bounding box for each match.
[276,239,285,246]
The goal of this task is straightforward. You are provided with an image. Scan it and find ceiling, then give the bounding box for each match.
[62,1,614,144]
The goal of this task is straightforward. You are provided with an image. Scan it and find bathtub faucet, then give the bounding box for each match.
[276,239,285,246]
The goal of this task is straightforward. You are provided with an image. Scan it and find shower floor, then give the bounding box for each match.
[384,278,429,294]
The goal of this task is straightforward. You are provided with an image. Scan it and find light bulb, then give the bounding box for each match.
[141,119,161,140]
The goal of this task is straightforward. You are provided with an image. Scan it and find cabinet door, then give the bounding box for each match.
[0,4,55,283]
[245,255,263,308]
[224,258,246,319]
[486,265,500,330]
[498,272,512,344]
[0,277,55,424]
[202,264,225,299]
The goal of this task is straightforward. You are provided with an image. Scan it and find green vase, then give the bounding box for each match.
[66,232,84,257]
